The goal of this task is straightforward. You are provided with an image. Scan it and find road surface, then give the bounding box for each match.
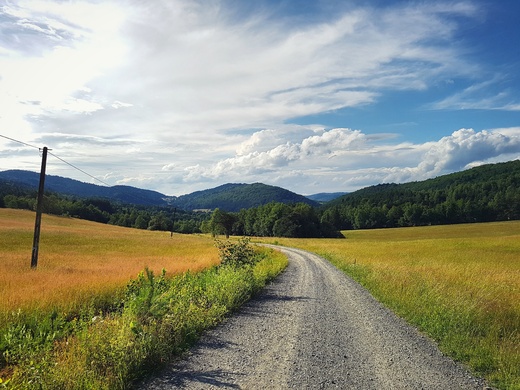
[141,245,489,389]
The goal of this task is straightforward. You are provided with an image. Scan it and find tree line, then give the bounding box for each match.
[0,187,207,233]
[321,161,520,230]
[203,202,342,238]
[2,160,519,236]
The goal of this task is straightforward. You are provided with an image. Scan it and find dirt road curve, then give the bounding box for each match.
[141,245,489,389]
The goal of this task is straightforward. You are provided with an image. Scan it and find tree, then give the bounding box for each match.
[148,212,170,231]
[210,208,236,238]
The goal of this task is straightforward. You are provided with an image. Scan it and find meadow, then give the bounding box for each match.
[257,221,520,390]
[0,209,287,388]
[0,208,219,313]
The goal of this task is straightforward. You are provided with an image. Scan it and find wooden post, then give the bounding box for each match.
[170,207,176,237]
[31,146,48,269]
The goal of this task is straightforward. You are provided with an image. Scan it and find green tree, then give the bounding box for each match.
[210,208,236,238]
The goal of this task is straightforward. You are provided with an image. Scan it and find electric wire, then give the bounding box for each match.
[1,133,111,187]
[2,133,178,225]
[48,151,111,187]
[0,134,40,149]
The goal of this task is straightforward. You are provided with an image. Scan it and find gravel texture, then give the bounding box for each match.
[140,245,490,389]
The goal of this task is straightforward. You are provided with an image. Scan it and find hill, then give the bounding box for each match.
[173,183,319,212]
[0,170,169,206]
[306,192,348,203]
[0,170,317,211]
[321,159,520,229]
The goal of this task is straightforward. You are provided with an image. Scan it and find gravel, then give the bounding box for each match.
[140,245,491,389]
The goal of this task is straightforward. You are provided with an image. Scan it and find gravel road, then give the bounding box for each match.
[141,245,489,389]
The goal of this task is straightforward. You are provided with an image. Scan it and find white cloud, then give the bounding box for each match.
[429,77,520,111]
[168,126,520,194]
[111,101,133,109]
[381,128,520,184]
[0,0,128,122]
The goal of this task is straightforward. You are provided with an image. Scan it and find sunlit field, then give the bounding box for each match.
[256,221,520,390]
[0,208,218,314]
[0,208,288,388]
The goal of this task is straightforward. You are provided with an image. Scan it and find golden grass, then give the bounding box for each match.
[0,209,218,313]
[261,222,520,307]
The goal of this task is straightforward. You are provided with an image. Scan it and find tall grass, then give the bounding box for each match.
[4,246,287,389]
[257,221,520,390]
[0,209,288,388]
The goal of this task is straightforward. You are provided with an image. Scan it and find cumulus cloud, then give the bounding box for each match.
[177,126,520,194]
[420,129,520,171]
[381,128,520,184]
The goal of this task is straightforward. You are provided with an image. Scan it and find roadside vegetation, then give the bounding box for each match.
[0,209,287,388]
[258,221,520,390]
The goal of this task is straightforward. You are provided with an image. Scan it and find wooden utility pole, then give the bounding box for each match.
[31,146,48,269]
[170,207,176,237]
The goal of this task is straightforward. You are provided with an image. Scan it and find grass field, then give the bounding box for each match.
[256,221,520,390]
[0,208,219,314]
[0,208,288,388]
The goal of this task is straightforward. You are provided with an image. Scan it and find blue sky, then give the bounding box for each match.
[1,0,519,196]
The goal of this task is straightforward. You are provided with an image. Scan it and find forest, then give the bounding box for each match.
[320,160,520,230]
[1,159,519,237]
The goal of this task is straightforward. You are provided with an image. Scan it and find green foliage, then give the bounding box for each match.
[233,202,342,238]
[0,184,208,234]
[173,182,318,212]
[209,208,237,238]
[215,237,257,268]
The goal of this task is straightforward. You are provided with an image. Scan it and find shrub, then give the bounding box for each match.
[215,237,257,268]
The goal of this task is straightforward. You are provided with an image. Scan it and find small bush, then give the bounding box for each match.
[215,237,257,268]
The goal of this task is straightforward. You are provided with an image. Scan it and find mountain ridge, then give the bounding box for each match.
[0,170,319,211]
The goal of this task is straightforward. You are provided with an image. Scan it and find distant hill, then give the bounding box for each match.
[172,183,319,212]
[322,159,520,229]
[328,159,520,207]
[0,170,318,211]
[0,170,171,206]
[306,192,348,203]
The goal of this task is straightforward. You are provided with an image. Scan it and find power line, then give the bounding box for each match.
[0,134,40,149]
[48,151,111,187]
[1,133,111,187]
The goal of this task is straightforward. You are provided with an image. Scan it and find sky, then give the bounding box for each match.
[1,0,520,196]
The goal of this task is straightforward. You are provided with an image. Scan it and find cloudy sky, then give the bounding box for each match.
[1,0,520,196]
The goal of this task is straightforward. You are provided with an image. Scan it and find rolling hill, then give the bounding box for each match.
[321,159,520,229]
[306,192,348,203]
[0,170,169,206]
[173,183,318,212]
[0,170,318,211]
